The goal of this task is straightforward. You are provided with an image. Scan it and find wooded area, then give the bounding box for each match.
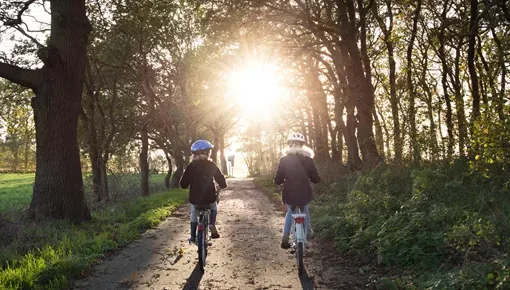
[0,0,509,288]
[0,0,509,219]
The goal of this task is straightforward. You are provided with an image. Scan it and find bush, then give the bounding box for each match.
[311,161,510,288]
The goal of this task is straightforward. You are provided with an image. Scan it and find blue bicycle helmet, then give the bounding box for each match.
[191,140,214,153]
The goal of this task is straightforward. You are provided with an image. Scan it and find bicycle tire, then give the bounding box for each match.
[202,223,208,268]
[297,242,304,275]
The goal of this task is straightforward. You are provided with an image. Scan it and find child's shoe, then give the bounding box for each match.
[209,224,220,239]
[189,222,198,243]
[281,233,291,249]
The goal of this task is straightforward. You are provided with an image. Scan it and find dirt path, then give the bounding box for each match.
[73,179,365,290]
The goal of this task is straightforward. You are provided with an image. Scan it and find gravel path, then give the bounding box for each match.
[73,179,365,290]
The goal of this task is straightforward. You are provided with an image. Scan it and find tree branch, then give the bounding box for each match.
[0,61,43,89]
[13,24,44,47]
[3,0,37,26]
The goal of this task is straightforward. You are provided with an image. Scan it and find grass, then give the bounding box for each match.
[0,173,187,290]
[0,174,34,212]
[0,173,168,214]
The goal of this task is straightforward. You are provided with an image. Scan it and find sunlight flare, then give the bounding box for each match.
[227,62,284,119]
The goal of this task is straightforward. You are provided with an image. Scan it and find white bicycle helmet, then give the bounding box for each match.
[287,132,305,143]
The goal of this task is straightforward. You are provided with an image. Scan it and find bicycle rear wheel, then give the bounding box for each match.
[296,242,304,276]
[198,215,209,272]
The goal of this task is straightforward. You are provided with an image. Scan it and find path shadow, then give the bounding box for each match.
[182,264,204,290]
[299,268,315,290]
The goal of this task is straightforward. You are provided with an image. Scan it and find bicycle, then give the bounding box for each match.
[193,206,211,272]
[290,205,307,275]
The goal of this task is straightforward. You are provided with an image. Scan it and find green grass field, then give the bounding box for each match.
[0,174,34,213]
[0,173,169,214]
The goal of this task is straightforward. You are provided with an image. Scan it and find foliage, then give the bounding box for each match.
[0,188,187,290]
[258,161,510,289]
[0,81,35,172]
[471,109,510,184]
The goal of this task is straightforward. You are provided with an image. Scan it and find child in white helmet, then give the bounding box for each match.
[274,132,321,249]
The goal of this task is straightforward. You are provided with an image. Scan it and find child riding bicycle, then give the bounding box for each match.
[274,132,321,249]
[180,140,228,242]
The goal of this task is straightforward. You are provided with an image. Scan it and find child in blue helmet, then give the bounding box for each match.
[180,140,227,241]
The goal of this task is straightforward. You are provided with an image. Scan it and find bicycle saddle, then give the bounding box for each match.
[290,205,305,212]
[195,205,212,211]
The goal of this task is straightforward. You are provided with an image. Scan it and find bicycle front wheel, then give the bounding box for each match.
[296,242,304,276]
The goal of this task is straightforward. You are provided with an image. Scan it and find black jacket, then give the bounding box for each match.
[274,147,321,206]
[180,159,227,205]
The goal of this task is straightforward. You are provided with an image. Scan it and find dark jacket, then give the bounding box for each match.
[180,159,227,205]
[274,146,321,206]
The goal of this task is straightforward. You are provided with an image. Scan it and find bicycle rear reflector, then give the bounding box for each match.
[295,217,305,224]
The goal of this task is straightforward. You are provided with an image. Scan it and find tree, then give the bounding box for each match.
[0,0,91,221]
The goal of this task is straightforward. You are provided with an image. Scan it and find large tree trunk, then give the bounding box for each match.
[140,126,149,196]
[25,0,91,222]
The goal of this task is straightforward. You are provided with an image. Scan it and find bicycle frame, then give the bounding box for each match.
[291,208,307,246]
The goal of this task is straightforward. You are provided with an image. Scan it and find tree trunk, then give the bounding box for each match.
[170,151,184,189]
[305,105,315,151]
[210,129,219,164]
[453,43,467,156]
[437,13,454,159]
[373,0,401,163]
[407,0,422,163]
[90,151,102,202]
[140,126,149,196]
[25,0,91,222]
[340,0,381,167]
[164,153,172,189]
[219,134,228,175]
[468,0,481,123]
[490,26,506,121]
[307,64,330,162]
[344,100,362,170]
[100,155,109,201]
[24,140,30,171]
[373,110,385,160]
[359,0,382,161]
